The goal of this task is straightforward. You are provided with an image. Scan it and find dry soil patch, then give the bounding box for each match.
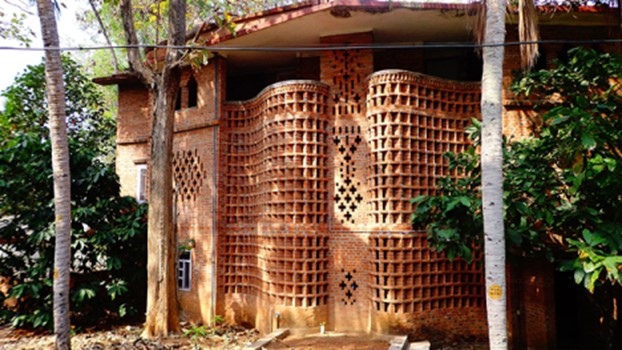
[265,333,389,350]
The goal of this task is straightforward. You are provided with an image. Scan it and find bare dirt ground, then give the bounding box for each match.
[265,333,389,350]
[0,323,260,350]
[0,324,489,350]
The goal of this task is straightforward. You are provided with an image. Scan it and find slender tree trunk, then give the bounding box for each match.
[36,0,72,349]
[118,0,186,337]
[88,0,119,73]
[481,0,508,348]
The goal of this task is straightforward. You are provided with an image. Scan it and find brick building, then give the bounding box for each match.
[95,1,621,348]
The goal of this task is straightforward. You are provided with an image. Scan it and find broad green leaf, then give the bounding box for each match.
[574,269,585,284]
[458,196,470,207]
[582,229,593,245]
[581,134,596,150]
[550,114,570,126]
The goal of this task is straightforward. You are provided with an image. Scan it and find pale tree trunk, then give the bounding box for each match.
[481,0,508,348]
[119,0,186,337]
[36,0,72,349]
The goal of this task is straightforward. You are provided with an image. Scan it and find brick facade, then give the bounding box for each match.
[107,7,622,345]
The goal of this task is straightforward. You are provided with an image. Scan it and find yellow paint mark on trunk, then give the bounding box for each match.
[53,268,59,280]
[488,284,503,300]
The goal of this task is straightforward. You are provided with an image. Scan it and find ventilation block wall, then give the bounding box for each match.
[220,81,332,332]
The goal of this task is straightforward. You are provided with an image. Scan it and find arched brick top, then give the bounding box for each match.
[366,70,481,89]
[223,80,331,226]
[225,79,330,105]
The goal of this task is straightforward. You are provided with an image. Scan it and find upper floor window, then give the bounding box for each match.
[174,74,199,111]
[187,76,198,108]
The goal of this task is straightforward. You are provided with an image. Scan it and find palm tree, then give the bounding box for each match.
[479,0,509,348]
[35,0,72,349]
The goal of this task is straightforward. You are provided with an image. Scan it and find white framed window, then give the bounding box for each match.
[136,164,148,203]
[178,250,192,291]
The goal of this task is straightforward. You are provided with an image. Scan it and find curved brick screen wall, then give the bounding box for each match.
[221,81,331,311]
[366,70,486,335]
[219,70,486,336]
[366,70,480,226]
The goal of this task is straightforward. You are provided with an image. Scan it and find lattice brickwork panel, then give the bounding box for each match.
[370,233,484,314]
[173,149,205,201]
[222,81,331,305]
[333,126,365,224]
[366,70,481,225]
[328,50,368,118]
[322,48,373,226]
[222,232,329,306]
[223,81,330,225]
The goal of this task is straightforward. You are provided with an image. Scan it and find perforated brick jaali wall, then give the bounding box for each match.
[214,33,487,338]
[366,70,480,226]
[219,81,332,331]
[364,69,486,336]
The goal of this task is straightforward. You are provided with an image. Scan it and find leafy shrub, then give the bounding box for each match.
[0,54,146,330]
[0,133,147,329]
[412,47,622,292]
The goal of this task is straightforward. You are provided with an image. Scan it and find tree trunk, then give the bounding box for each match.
[35,0,72,349]
[481,0,508,348]
[143,72,182,337]
[118,0,186,337]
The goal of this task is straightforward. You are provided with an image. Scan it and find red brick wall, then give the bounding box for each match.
[174,59,224,324]
[219,80,332,333]
[116,84,152,198]
[507,257,556,350]
[320,32,376,332]
[114,60,224,325]
[113,27,622,346]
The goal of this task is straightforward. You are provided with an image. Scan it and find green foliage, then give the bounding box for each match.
[0,134,148,329]
[0,54,116,163]
[213,314,224,325]
[0,55,147,330]
[184,324,210,340]
[0,9,33,45]
[412,47,622,293]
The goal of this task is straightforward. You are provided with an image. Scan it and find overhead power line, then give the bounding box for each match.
[1,39,622,53]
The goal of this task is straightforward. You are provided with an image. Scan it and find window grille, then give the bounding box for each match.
[136,164,148,203]
[178,250,192,291]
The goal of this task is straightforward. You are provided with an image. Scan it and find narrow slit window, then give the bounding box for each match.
[175,87,182,110]
[178,250,192,291]
[187,76,198,108]
[136,164,148,203]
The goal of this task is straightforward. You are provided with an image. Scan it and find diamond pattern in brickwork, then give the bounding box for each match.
[173,149,204,201]
[340,269,358,306]
[333,126,363,224]
[328,50,366,117]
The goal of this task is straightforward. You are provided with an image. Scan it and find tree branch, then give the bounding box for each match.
[119,0,154,86]
[88,0,119,74]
